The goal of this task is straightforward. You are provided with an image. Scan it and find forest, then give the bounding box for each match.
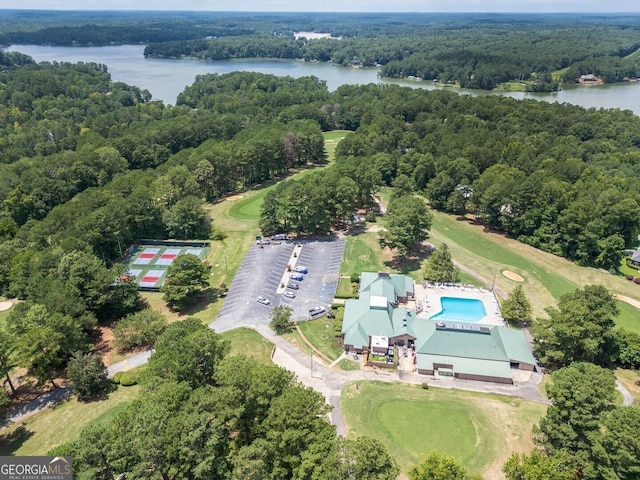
[3,11,640,90]
[0,43,640,476]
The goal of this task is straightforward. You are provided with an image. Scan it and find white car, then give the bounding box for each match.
[256,296,270,305]
[283,291,296,299]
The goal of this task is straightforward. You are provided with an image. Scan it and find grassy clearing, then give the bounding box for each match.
[0,385,140,456]
[221,327,274,365]
[615,368,640,405]
[341,232,392,277]
[342,381,545,479]
[323,130,351,164]
[494,82,527,92]
[297,318,343,361]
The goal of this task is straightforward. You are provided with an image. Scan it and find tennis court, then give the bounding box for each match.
[122,243,210,290]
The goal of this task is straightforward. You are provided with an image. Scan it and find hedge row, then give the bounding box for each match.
[624,274,640,284]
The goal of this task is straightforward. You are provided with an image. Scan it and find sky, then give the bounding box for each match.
[1,0,639,13]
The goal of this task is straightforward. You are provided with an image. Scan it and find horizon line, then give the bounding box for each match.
[0,9,639,14]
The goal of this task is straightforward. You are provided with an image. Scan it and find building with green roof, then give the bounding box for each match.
[342,272,537,384]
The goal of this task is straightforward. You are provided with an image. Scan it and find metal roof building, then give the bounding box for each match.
[342,272,537,384]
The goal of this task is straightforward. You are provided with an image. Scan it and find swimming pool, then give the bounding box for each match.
[429,297,487,323]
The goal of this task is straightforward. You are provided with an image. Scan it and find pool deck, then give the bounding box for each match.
[412,283,505,326]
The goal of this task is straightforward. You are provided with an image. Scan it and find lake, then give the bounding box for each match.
[5,44,640,115]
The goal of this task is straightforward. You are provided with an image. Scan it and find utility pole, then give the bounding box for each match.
[310,350,313,378]
[224,254,228,276]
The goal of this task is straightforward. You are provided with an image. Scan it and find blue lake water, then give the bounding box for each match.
[429,297,487,323]
[4,44,640,115]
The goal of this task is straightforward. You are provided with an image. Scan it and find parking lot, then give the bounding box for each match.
[212,238,345,332]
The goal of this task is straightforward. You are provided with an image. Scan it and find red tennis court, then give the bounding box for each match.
[160,253,177,260]
[141,275,160,283]
[139,253,155,259]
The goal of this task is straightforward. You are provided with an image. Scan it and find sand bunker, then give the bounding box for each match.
[227,195,244,201]
[502,270,524,282]
[0,301,13,312]
[614,294,640,310]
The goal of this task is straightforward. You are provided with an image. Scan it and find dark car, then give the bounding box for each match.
[287,282,300,290]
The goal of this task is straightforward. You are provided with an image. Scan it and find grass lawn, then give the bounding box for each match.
[221,327,274,365]
[342,381,546,479]
[336,277,356,297]
[297,318,343,361]
[338,359,361,370]
[619,258,638,278]
[0,385,140,456]
[341,232,392,277]
[323,130,351,164]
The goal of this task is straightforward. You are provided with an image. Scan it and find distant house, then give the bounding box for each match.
[578,73,601,83]
[631,248,640,267]
[341,271,537,384]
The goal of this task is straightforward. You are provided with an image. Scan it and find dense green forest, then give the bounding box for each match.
[3,11,640,90]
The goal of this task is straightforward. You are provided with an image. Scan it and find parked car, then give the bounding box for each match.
[293,266,308,274]
[309,306,326,316]
[289,273,304,281]
[256,296,270,305]
[283,291,296,299]
[287,282,300,290]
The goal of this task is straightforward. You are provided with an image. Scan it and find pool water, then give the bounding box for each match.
[429,297,487,323]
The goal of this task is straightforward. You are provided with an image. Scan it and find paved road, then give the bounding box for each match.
[6,386,72,424]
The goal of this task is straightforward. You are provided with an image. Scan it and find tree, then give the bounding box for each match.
[530,285,618,367]
[501,285,533,327]
[380,195,432,257]
[162,195,211,239]
[422,243,458,283]
[535,362,616,458]
[317,436,400,480]
[113,308,167,352]
[614,328,640,369]
[67,352,111,400]
[409,452,475,480]
[160,253,210,310]
[589,406,640,480]
[145,318,229,388]
[503,450,575,480]
[270,305,293,334]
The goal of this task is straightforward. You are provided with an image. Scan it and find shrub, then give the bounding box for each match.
[118,371,136,386]
[350,273,360,283]
[112,372,123,384]
[627,274,635,281]
[635,278,640,285]
[421,382,429,389]
[365,211,377,222]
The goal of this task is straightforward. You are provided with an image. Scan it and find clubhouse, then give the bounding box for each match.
[341,272,537,384]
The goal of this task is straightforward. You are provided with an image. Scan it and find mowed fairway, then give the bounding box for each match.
[427,209,640,331]
[342,381,546,479]
[221,327,274,364]
[0,385,140,456]
[206,131,351,311]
